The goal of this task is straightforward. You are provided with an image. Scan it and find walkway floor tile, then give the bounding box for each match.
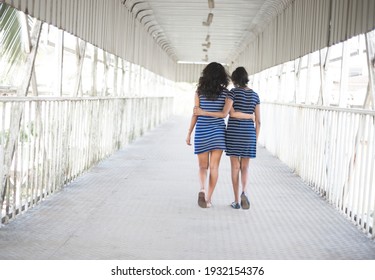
[1,116,375,260]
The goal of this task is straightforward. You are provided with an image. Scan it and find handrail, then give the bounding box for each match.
[259,102,375,238]
[0,96,174,224]
[263,101,375,116]
[0,96,171,102]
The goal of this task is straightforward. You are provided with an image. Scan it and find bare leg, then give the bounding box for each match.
[240,158,250,194]
[197,152,209,192]
[206,149,223,205]
[197,152,209,207]
[230,156,241,203]
[240,158,251,209]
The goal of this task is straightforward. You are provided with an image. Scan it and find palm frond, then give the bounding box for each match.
[0,3,28,82]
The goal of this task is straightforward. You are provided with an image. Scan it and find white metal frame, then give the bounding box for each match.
[255,29,375,238]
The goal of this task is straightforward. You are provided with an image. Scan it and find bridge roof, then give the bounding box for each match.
[129,0,291,63]
[3,0,375,80]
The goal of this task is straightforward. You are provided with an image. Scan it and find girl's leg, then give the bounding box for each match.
[197,152,209,207]
[230,156,241,203]
[206,149,223,205]
[240,158,251,193]
[240,158,251,209]
[197,152,209,192]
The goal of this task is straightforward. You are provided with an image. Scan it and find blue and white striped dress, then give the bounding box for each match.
[194,90,228,154]
[226,88,260,158]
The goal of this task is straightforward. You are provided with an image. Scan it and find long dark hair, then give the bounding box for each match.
[197,62,229,100]
[231,67,249,87]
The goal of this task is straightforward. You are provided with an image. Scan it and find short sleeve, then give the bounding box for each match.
[254,91,260,105]
[227,89,235,101]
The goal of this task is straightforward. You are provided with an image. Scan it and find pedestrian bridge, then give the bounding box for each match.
[1,0,375,260]
[1,115,375,259]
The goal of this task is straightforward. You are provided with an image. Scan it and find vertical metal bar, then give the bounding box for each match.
[65,101,72,181]
[329,111,338,200]
[305,54,312,105]
[114,56,118,97]
[24,101,31,211]
[54,100,60,191]
[363,31,375,109]
[368,117,375,237]
[31,101,39,207]
[339,41,349,107]
[55,29,64,96]
[343,112,355,215]
[39,100,45,201]
[358,115,370,230]
[69,101,75,178]
[73,39,86,97]
[317,109,325,193]
[362,116,374,234]
[332,111,343,207]
[51,101,57,193]
[59,100,67,186]
[0,102,6,222]
[91,47,98,96]
[18,101,26,213]
[339,112,350,211]
[11,127,18,219]
[120,59,125,97]
[351,114,364,222]
[41,100,47,198]
[78,100,84,174]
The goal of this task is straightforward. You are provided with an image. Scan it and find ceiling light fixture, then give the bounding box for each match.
[208,0,215,9]
[202,42,211,48]
[202,13,213,26]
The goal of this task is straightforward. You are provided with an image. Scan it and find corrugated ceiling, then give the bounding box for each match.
[125,0,292,64]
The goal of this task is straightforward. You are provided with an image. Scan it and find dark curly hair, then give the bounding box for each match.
[231,67,249,87]
[197,62,229,100]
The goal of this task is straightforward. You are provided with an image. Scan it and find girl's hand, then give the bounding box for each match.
[193,106,204,116]
[186,133,192,145]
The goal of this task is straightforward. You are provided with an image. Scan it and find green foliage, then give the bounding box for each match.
[0,122,36,145]
[0,3,24,80]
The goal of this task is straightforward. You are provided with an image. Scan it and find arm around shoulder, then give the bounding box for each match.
[229,107,254,120]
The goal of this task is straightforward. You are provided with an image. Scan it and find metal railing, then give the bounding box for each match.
[259,102,375,238]
[0,96,173,223]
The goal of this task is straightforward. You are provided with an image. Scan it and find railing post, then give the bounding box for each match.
[364,31,375,109]
[91,46,98,96]
[54,29,64,96]
[318,47,330,106]
[339,41,349,108]
[73,38,86,97]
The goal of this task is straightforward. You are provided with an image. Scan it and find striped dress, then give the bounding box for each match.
[226,88,260,158]
[194,90,228,154]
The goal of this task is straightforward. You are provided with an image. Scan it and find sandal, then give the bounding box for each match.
[231,202,240,209]
[198,191,207,208]
[240,192,250,210]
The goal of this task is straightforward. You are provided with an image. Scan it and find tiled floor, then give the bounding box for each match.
[0,116,374,260]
